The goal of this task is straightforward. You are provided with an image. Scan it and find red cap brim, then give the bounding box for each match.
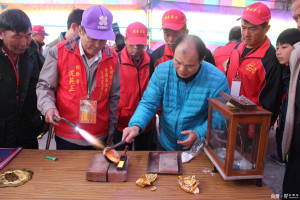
[161,23,185,31]
[127,36,147,46]
[237,15,268,25]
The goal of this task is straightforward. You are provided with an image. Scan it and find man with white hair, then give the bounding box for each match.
[113,22,155,150]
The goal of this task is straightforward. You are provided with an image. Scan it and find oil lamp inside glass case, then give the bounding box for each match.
[204,96,272,187]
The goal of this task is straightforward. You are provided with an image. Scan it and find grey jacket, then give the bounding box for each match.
[282,42,300,160]
[36,37,120,143]
[42,32,66,57]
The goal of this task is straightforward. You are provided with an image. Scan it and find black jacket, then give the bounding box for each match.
[0,39,45,148]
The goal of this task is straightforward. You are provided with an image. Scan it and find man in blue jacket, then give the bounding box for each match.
[122,35,230,150]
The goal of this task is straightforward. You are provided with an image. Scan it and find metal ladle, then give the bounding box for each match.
[105,140,126,153]
[103,140,126,163]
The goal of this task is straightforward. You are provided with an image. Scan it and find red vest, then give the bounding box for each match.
[226,38,270,106]
[154,45,173,68]
[117,47,154,132]
[214,42,239,73]
[55,41,118,139]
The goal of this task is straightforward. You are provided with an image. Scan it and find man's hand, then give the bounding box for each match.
[45,108,60,126]
[177,130,198,150]
[122,126,140,143]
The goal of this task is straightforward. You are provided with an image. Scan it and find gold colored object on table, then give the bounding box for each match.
[178,175,200,194]
[0,169,33,187]
[136,174,157,187]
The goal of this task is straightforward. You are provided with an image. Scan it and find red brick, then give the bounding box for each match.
[107,156,129,182]
[86,154,110,182]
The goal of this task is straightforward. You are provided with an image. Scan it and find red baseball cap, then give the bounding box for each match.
[161,9,187,31]
[32,25,49,36]
[126,22,147,45]
[237,2,271,25]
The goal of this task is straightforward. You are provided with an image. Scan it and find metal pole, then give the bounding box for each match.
[147,0,152,50]
[45,124,53,150]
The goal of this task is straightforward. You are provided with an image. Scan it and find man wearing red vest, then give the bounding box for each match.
[32,25,49,55]
[113,22,154,150]
[213,26,241,73]
[226,2,283,123]
[150,9,215,71]
[37,5,120,150]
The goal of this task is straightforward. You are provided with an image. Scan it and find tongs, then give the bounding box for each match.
[105,140,126,152]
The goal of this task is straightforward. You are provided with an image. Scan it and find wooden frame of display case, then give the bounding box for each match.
[204,98,272,186]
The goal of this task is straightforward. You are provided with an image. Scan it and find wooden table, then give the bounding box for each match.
[0,150,273,199]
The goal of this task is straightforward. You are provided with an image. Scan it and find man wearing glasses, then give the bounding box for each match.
[37,5,120,150]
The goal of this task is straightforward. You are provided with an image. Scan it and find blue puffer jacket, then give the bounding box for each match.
[129,60,230,150]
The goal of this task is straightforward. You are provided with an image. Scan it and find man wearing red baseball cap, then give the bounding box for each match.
[226,2,283,124]
[150,9,215,72]
[113,22,155,150]
[32,25,49,54]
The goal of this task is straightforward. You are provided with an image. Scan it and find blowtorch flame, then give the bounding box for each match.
[75,127,105,149]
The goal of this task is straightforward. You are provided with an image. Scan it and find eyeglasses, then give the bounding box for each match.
[84,33,106,45]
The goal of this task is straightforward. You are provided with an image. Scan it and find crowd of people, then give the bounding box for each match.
[0,1,300,196]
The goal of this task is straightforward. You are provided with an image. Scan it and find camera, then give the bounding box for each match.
[112,22,125,52]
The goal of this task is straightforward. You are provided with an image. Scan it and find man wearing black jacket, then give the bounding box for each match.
[0,9,45,149]
[226,2,283,124]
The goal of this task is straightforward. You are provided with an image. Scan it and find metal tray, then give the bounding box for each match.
[147,152,182,174]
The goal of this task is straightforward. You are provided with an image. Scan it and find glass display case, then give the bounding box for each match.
[204,97,272,186]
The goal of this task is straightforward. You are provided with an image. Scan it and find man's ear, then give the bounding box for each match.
[185,29,189,35]
[200,56,205,65]
[264,24,271,34]
[0,29,4,40]
[78,25,83,36]
[124,36,128,45]
[71,23,79,33]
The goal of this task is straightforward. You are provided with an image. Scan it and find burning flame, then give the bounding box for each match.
[75,127,105,149]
